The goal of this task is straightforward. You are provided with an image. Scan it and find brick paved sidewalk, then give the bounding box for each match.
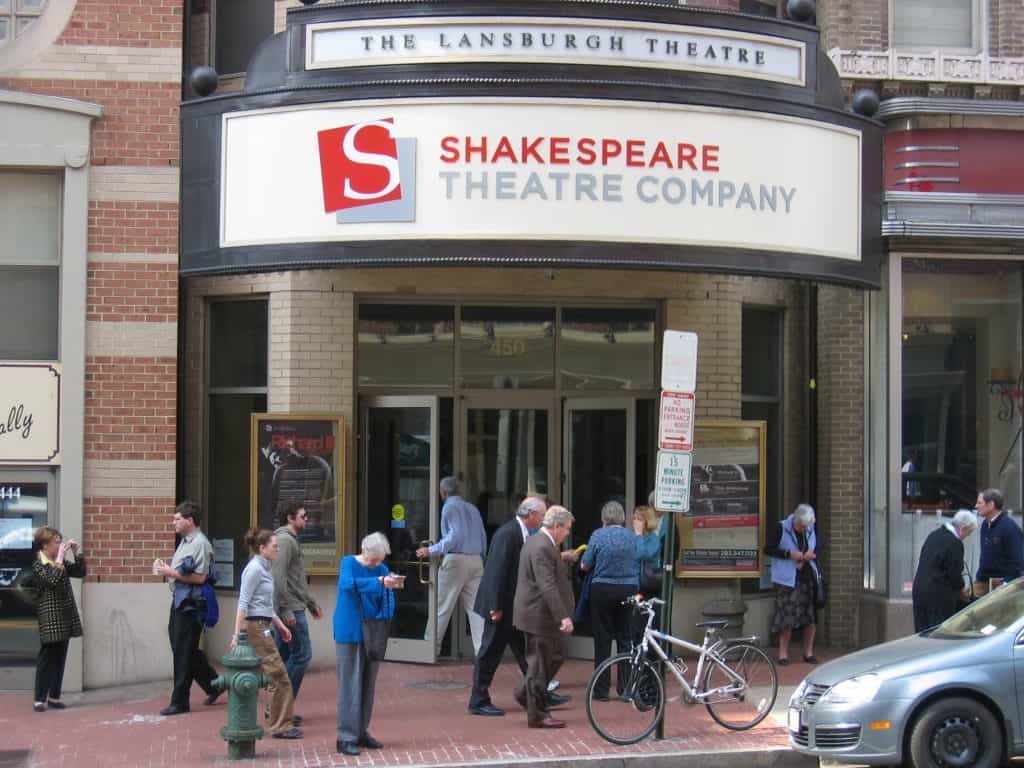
[0,653,829,768]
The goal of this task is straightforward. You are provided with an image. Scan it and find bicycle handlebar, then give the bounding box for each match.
[623,595,666,609]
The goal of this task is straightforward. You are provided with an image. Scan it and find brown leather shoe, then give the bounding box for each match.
[528,716,566,729]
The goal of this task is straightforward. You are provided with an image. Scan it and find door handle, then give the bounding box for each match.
[418,540,434,585]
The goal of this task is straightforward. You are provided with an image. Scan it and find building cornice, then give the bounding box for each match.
[875,97,1024,120]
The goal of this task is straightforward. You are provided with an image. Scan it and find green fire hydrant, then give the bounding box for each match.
[210,631,268,759]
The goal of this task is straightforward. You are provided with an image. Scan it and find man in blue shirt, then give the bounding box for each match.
[416,477,487,655]
[975,488,1024,596]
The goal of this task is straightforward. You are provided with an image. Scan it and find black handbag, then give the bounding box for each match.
[357,578,393,662]
[640,562,662,596]
[813,569,827,609]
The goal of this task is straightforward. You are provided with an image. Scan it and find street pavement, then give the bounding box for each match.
[0,653,829,768]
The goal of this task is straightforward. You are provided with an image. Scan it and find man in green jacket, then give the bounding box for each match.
[273,501,323,723]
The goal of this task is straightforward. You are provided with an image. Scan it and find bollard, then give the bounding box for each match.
[210,631,268,759]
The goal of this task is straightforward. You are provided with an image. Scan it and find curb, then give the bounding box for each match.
[426,747,815,768]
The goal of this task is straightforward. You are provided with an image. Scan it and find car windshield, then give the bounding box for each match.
[930,580,1024,638]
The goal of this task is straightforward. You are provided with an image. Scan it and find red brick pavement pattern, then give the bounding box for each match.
[0,655,821,767]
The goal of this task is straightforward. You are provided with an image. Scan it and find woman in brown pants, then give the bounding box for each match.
[232,528,301,739]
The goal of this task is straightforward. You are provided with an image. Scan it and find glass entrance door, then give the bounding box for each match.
[360,396,439,663]
[564,398,636,659]
[455,393,554,657]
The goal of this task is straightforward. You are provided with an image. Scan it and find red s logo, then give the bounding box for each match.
[318,119,403,213]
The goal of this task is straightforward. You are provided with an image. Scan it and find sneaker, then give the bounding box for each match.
[547,679,560,692]
[33,702,46,713]
[272,727,303,739]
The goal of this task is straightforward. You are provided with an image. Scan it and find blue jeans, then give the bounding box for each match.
[275,609,312,698]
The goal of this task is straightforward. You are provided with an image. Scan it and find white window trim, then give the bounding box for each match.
[0,0,77,74]
[888,0,984,55]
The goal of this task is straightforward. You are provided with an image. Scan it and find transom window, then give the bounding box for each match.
[0,0,47,46]
[891,0,978,50]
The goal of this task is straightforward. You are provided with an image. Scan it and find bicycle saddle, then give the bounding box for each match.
[695,619,730,629]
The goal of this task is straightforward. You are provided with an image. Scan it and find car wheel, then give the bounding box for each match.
[908,696,1003,768]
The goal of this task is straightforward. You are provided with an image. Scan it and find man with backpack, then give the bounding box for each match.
[273,501,323,723]
[155,500,220,715]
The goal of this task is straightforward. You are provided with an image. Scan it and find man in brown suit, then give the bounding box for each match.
[512,505,575,729]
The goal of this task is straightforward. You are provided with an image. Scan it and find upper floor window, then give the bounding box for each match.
[0,0,47,46]
[892,0,978,50]
[214,0,274,75]
[0,171,60,360]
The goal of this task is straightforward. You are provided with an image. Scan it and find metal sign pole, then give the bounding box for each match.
[655,508,676,740]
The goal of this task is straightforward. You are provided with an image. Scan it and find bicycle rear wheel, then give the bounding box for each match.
[585,652,665,745]
[700,642,777,730]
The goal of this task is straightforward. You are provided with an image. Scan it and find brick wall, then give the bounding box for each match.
[1,1,183,584]
[816,285,865,648]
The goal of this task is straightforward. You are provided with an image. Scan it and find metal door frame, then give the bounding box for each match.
[562,397,637,660]
[359,395,439,664]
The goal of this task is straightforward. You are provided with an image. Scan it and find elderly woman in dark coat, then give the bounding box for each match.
[765,504,819,666]
[31,526,86,712]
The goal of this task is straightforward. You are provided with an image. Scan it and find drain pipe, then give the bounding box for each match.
[808,284,818,509]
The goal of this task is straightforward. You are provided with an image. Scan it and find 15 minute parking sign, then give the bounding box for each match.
[654,449,692,514]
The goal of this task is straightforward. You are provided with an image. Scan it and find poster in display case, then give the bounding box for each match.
[675,420,766,578]
[251,414,345,574]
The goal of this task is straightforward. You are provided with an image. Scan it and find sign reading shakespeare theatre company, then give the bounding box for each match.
[305,17,806,87]
[0,363,61,464]
[220,99,861,262]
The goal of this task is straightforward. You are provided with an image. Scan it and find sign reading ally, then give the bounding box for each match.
[0,363,61,464]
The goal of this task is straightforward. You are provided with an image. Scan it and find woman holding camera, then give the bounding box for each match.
[31,526,86,712]
[334,532,401,756]
[232,528,301,739]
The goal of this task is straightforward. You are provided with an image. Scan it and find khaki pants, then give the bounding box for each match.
[247,619,294,734]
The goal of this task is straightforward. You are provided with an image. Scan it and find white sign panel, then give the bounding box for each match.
[307,17,806,86]
[662,331,698,393]
[0,363,61,464]
[220,98,862,262]
[655,449,692,514]
[659,391,696,451]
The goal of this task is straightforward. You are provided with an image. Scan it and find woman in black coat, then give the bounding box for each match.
[31,526,86,712]
[912,510,977,632]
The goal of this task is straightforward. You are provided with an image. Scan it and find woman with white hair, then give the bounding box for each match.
[765,503,820,665]
[912,509,978,632]
[333,532,402,756]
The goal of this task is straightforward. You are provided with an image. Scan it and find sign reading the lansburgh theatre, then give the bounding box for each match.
[305,17,806,86]
[221,99,861,262]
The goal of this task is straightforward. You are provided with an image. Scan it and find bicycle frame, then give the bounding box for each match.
[632,600,753,703]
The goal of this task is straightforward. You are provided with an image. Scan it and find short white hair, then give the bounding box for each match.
[440,476,460,496]
[601,501,625,526]
[793,503,816,528]
[952,509,978,535]
[517,496,546,518]
[543,505,574,528]
[361,531,391,558]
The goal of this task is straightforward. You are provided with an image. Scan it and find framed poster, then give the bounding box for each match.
[675,419,765,578]
[251,414,345,574]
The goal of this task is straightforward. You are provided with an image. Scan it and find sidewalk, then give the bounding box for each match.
[0,652,830,768]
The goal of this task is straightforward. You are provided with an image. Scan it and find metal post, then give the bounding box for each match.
[654,508,677,740]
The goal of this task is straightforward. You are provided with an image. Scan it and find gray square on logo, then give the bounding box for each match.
[337,138,416,224]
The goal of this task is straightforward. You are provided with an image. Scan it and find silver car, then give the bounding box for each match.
[788,580,1024,767]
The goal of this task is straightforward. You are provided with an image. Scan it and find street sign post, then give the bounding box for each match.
[661,330,698,393]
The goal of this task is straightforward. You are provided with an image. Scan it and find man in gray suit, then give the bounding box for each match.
[512,505,575,729]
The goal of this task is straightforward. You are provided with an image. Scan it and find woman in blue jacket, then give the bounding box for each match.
[765,504,820,666]
[334,532,400,756]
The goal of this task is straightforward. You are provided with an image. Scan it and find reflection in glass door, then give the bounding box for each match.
[457,395,553,657]
[564,399,635,658]
[361,397,438,663]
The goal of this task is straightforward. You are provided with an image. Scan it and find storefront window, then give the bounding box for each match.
[207,299,268,588]
[894,259,1023,597]
[560,307,655,390]
[460,306,555,389]
[0,479,50,664]
[358,305,454,388]
[0,171,60,360]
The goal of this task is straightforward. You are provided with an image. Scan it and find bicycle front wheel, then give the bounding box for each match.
[585,652,665,745]
[700,642,777,731]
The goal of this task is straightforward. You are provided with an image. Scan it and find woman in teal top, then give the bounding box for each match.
[333,532,400,756]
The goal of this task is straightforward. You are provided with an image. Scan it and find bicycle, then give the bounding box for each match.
[584,596,778,745]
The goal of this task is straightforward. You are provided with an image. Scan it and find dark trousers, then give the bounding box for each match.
[590,582,636,697]
[515,632,566,723]
[168,605,217,709]
[469,617,528,709]
[34,640,69,702]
